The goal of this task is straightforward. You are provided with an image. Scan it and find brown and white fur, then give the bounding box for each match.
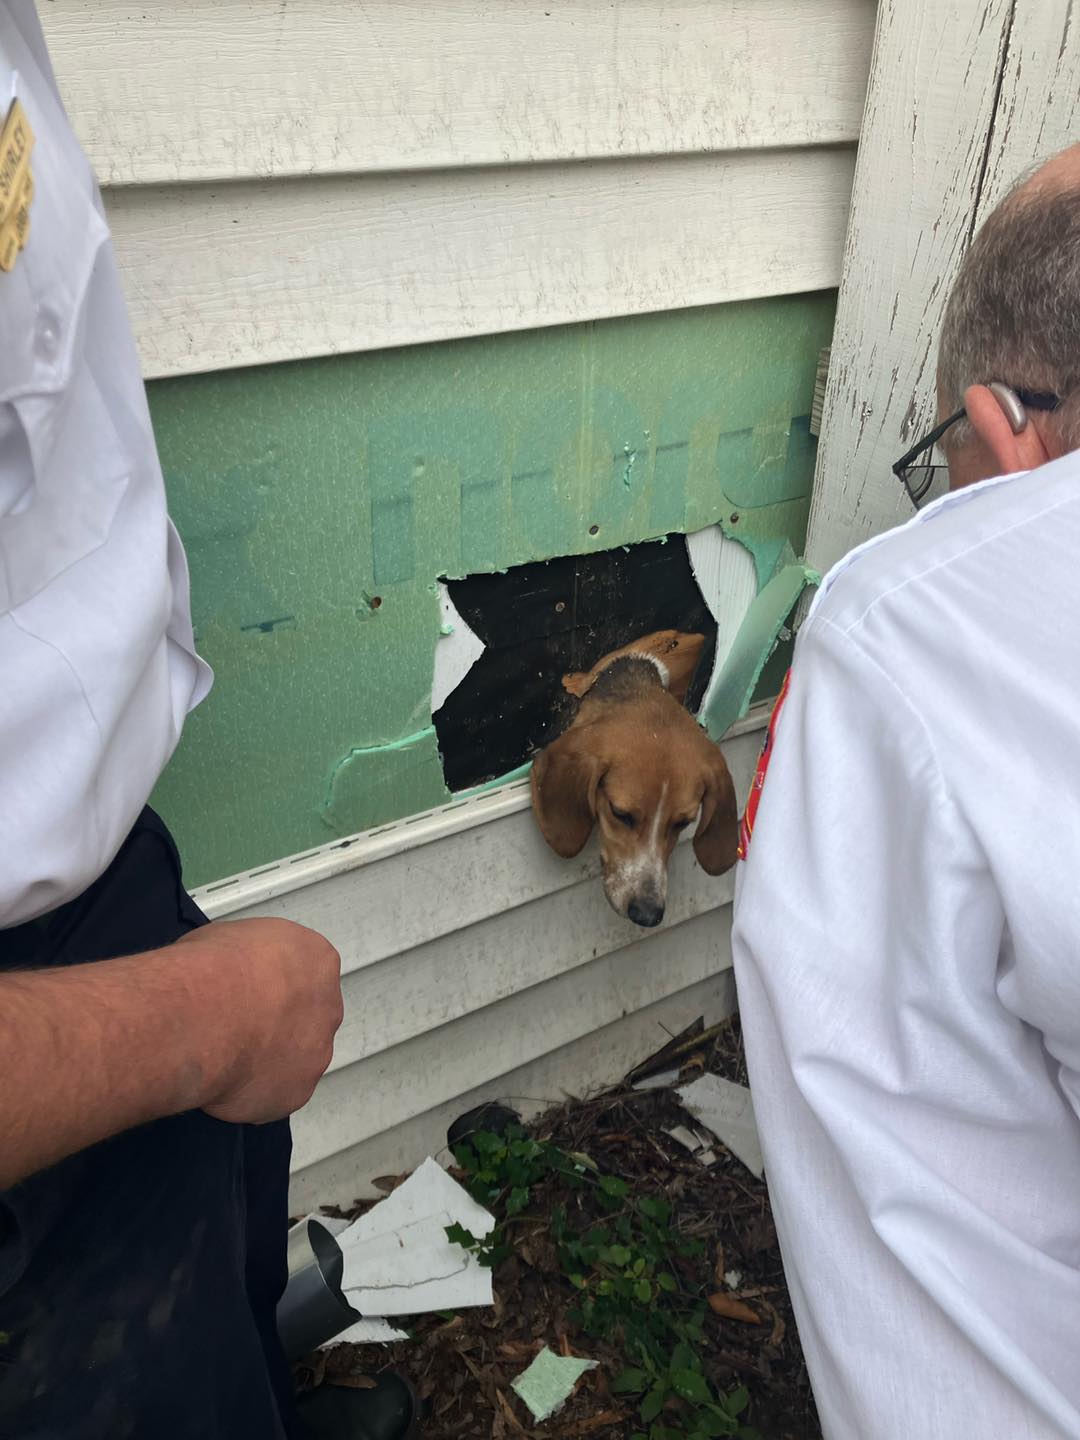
[531,654,738,927]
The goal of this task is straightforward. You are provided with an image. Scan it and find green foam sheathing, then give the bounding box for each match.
[149,294,836,886]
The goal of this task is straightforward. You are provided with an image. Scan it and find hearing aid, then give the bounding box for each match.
[988,382,1029,434]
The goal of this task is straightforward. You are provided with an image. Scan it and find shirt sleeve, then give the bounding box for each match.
[732,615,1080,1440]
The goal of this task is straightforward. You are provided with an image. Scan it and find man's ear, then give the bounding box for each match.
[964,384,1054,476]
[531,727,604,858]
[693,746,739,877]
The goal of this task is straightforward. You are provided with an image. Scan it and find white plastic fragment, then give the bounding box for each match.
[337,1157,496,1318]
[321,1317,410,1347]
[676,1073,764,1179]
[663,1124,717,1167]
[631,1066,682,1091]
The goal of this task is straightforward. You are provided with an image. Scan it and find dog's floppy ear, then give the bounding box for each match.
[531,727,605,857]
[693,745,739,876]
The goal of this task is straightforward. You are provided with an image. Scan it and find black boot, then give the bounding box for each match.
[295,1372,421,1440]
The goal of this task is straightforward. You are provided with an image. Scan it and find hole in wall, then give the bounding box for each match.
[433,534,718,793]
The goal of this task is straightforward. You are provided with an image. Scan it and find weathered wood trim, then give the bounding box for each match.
[806,0,1080,580]
[805,0,1017,578]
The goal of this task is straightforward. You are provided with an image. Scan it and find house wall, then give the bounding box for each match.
[807,0,1080,574]
[41,0,876,1200]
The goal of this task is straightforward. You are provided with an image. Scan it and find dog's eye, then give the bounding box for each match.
[610,806,636,829]
[671,818,692,833]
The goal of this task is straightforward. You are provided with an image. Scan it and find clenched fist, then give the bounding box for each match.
[176,917,344,1123]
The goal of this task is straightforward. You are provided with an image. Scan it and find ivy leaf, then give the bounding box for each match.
[612,1368,649,1394]
[671,1342,696,1373]
[725,1386,750,1417]
[600,1175,630,1199]
[633,1279,652,1304]
[672,1369,713,1405]
[640,1385,666,1423]
[604,1244,632,1267]
[638,1195,671,1223]
[698,1414,738,1437]
[657,1272,678,1293]
[444,1223,477,1250]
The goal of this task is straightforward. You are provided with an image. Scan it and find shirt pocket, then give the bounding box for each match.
[0,53,130,616]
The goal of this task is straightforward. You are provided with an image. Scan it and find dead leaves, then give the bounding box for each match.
[708,1291,763,1325]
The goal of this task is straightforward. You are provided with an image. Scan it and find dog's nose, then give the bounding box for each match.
[627,897,665,928]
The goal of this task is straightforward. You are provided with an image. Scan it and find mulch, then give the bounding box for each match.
[297,1016,821,1440]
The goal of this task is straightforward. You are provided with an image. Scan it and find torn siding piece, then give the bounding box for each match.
[677,1073,764,1179]
[700,562,815,742]
[337,1157,496,1317]
[686,525,758,728]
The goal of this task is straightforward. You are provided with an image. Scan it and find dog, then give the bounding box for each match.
[531,644,738,928]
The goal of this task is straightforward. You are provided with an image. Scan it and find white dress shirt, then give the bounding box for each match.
[0,1,210,927]
[733,451,1080,1438]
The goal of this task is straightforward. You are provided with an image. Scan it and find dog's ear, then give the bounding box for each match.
[531,727,604,857]
[693,744,739,876]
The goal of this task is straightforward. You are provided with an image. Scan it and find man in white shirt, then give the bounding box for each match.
[0,5,416,1437]
[734,145,1080,1437]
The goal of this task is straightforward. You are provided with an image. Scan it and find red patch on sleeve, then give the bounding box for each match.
[738,667,792,860]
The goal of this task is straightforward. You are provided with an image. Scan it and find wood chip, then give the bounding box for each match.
[495,1387,528,1434]
[560,1409,632,1434]
[371,1173,407,1194]
[708,1292,762,1324]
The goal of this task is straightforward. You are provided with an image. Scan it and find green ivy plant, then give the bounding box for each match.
[446,1126,762,1440]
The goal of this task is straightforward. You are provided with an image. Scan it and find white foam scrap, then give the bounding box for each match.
[337,1157,496,1318]
[676,1073,764,1179]
[321,1317,410,1347]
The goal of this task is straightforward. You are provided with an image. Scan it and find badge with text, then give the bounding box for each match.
[0,97,35,274]
[737,667,792,860]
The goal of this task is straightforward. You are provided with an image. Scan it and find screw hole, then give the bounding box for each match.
[588,524,599,536]
[554,600,566,613]
[370,595,383,610]
[729,513,740,525]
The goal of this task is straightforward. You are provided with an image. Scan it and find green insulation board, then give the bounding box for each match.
[149,294,835,886]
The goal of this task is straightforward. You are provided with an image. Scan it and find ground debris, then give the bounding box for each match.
[305,1016,820,1439]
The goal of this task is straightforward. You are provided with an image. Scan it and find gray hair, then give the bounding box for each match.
[937,176,1080,451]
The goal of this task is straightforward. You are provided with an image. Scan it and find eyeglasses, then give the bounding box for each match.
[892,408,965,508]
[891,387,1063,509]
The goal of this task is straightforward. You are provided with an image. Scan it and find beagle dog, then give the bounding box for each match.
[531,649,738,928]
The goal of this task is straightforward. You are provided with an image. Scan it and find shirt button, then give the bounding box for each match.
[35,306,62,362]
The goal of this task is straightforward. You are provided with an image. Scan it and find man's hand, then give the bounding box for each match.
[0,916,343,1189]
[178,918,344,1123]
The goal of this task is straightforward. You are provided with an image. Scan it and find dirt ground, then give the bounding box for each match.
[298,1017,821,1440]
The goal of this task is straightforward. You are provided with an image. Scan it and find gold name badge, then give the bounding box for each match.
[0,98,35,274]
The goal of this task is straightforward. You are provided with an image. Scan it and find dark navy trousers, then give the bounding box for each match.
[0,810,298,1439]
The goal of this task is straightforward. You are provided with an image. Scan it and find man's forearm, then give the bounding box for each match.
[0,943,226,1189]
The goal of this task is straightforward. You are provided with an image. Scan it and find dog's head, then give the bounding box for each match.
[531,680,738,928]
